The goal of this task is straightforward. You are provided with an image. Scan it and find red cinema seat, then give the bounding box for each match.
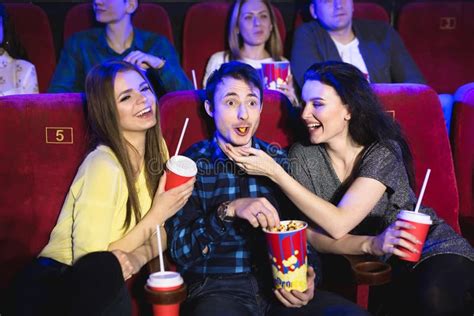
[452,82,474,243]
[159,89,295,155]
[64,3,174,44]
[182,2,286,89]
[0,94,151,315]
[398,2,474,94]
[0,93,88,312]
[4,4,56,92]
[323,84,461,312]
[294,2,389,31]
[374,84,460,233]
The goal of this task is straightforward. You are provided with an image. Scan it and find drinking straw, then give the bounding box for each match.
[414,169,431,213]
[174,117,189,156]
[191,69,198,90]
[156,224,165,273]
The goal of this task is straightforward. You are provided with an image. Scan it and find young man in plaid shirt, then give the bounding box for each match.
[166,61,368,316]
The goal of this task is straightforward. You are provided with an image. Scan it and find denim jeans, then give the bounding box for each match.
[182,273,370,316]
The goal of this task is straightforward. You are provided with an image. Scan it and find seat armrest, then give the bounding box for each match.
[343,255,391,286]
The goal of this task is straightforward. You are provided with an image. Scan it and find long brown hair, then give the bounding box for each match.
[85,61,169,230]
[304,61,415,188]
[227,0,283,61]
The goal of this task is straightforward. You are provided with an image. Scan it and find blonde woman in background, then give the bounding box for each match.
[203,0,298,106]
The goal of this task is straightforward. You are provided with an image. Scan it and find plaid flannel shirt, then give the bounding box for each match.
[166,136,320,283]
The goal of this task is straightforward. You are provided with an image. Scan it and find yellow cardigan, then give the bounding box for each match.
[39,145,151,265]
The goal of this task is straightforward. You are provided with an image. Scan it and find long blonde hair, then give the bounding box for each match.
[85,61,168,230]
[227,0,283,61]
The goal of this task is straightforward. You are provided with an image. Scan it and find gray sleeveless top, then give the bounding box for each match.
[289,142,474,266]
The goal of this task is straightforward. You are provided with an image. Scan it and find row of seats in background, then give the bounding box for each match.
[4,1,474,94]
[0,84,471,314]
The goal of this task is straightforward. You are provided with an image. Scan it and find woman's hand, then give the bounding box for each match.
[108,173,194,254]
[112,249,144,281]
[223,144,285,182]
[276,74,299,107]
[274,265,315,308]
[369,220,422,257]
[150,172,195,223]
[123,50,165,70]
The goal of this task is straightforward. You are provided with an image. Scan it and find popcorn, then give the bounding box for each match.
[270,220,305,232]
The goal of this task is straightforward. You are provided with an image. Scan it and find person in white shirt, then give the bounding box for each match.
[291,0,454,133]
[0,4,38,96]
[203,0,298,106]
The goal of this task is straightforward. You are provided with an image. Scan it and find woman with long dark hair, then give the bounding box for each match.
[225,61,474,315]
[12,61,195,315]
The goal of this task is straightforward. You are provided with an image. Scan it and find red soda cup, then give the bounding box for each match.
[165,155,197,191]
[396,210,432,262]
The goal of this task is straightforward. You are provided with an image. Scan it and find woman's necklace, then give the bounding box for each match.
[330,148,361,183]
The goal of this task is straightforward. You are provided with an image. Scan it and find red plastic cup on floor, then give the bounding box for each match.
[145,271,186,316]
[165,155,197,191]
[263,220,308,291]
[261,61,290,90]
[396,210,432,262]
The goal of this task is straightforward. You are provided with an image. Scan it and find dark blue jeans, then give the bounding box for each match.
[10,252,131,316]
[182,273,370,316]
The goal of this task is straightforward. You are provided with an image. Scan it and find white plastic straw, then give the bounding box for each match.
[191,69,198,90]
[414,169,431,213]
[156,224,165,273]
[174,117,189,156]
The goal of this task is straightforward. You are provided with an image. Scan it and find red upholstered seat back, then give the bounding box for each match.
[159,89,295,155]
[452,83,474,218]
[398,2,474,94]
[0,94,148,315]
[4,4,56,92]
[0,93,88,301]
[63,3,174,44]
[182,2,286,89]
[293,2,389,31]
[373,84,460,232]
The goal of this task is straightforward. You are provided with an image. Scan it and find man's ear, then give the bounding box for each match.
[309,2,318,20]
[204,100,214,118]
[126,0,138,15]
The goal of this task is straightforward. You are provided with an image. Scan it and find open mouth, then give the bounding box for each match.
[235,126,250,136]
[135,107,152,117]
[307,122,322,130]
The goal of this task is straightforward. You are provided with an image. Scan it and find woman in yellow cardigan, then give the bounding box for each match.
[12,61,195,315]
